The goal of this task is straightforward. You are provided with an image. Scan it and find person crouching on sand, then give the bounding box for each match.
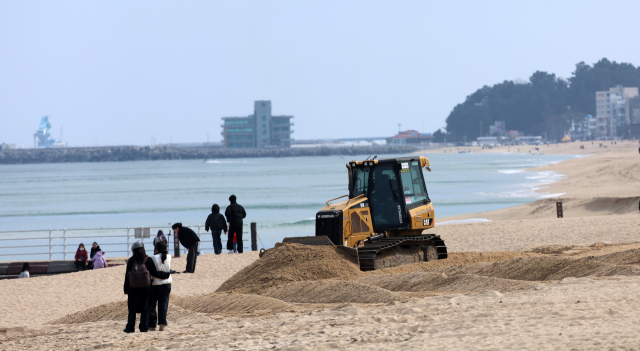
[75,243,88,270]
[92,250,108,270]
[148,241,172,331]
[123,241,171,333]
[19,262,30,278]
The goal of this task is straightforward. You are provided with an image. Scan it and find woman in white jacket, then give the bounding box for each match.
[148,241,172,331]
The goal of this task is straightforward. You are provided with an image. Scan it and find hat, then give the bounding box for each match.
[131,241,144,250]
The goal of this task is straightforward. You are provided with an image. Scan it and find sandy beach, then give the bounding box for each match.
[1,141,640,350]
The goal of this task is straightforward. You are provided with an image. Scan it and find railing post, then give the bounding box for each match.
[63,228,67,260]
[48,229,52,261]
[126,227,130,256]
[141,226,144,249]
[197,224,201,255]
[251,222,257,251]
[173,227,180,258]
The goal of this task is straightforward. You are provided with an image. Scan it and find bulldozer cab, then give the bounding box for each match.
[348,158,430,231]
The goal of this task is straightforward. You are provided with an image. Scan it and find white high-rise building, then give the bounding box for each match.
[595,85,639,139]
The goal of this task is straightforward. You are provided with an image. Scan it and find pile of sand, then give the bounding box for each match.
[263,280,409,304]
[358,271,538,293]
[172,292,294,317]
[472,256,640,281]
[48,299,201,325]
[216,243,362,294]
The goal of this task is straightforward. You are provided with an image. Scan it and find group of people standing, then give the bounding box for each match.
[205,194,246,255]
[123,239,172,333]
[123,194,246,333]
[74,242,108,270]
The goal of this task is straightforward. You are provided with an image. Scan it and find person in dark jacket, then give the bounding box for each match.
[123,241,171,333]
[88,242,101,269]
[172,223,200,273]
[224,194,246,253]
[205,204,228,254]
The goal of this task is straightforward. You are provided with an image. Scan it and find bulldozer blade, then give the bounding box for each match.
[282,236,335,246]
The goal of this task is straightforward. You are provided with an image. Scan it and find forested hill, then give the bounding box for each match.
[438,59,640,142]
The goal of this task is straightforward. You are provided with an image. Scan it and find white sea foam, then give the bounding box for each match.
[437,218,492,226]
[498,169,525,174]
[204,160,248,164]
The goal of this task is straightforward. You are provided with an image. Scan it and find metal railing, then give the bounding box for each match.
[0,224,251,262]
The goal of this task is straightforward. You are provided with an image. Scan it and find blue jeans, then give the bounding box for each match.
[148,283,171,327]
[233,242,238,253]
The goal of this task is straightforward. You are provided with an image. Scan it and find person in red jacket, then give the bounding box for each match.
[75,243,88,270]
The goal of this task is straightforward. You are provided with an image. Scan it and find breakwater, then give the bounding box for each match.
[0,145,423,164]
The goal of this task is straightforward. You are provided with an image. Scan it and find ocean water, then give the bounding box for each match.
[0,152,575,260]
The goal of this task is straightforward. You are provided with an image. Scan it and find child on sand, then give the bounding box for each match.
[148,241,172,331]
[75,243,88,270]
[18,262,30,278]
[92,250,108,270]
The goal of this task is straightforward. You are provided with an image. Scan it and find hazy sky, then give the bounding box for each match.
[2,1,639,147]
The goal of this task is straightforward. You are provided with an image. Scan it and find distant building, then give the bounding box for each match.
[386,130,433,145]
[489,121,506,137]
[0,143,15,150]
[221,101,293,148]
[595,85,639,139]
[568,115,597,141]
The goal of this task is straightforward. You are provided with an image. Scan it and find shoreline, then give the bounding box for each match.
[435,141,640,223]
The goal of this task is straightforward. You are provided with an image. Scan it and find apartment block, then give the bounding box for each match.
[221,101,293,148]
[595,85,639,139]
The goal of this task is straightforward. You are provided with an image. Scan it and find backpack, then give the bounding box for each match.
[128,257,150,288]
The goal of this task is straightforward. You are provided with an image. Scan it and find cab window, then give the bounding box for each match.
[350,167,370,198]
[400,161,428,206]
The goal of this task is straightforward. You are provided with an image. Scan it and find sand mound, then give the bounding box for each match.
[48,298,205,325]
[472,256,640,281]
[584,248,640,265]
[263,280,409,304]
[50,293,294,324]
[365,251,541,276]
[49,300,129,324]
[172,292,293,317]
[358,271,538,293]
[216,243,362,294]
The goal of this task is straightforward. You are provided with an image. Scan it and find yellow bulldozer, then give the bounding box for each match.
[283,156,447,271]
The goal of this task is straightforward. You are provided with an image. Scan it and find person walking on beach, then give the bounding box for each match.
[18,262,30,278]
[172,223,200,273]
[205,204,227,254]
[148,241,172,331]
[123,241,171,333]
[225,195,246,254]
[75,243,88,271]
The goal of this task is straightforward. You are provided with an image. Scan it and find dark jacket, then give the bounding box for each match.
[123,256,171,295]
[206,213,228,233]
[177,226,200,248]
[90,246,101,259]
[225,202,246,227]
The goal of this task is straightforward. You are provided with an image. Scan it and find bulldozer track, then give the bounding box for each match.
[357,234,447,271]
